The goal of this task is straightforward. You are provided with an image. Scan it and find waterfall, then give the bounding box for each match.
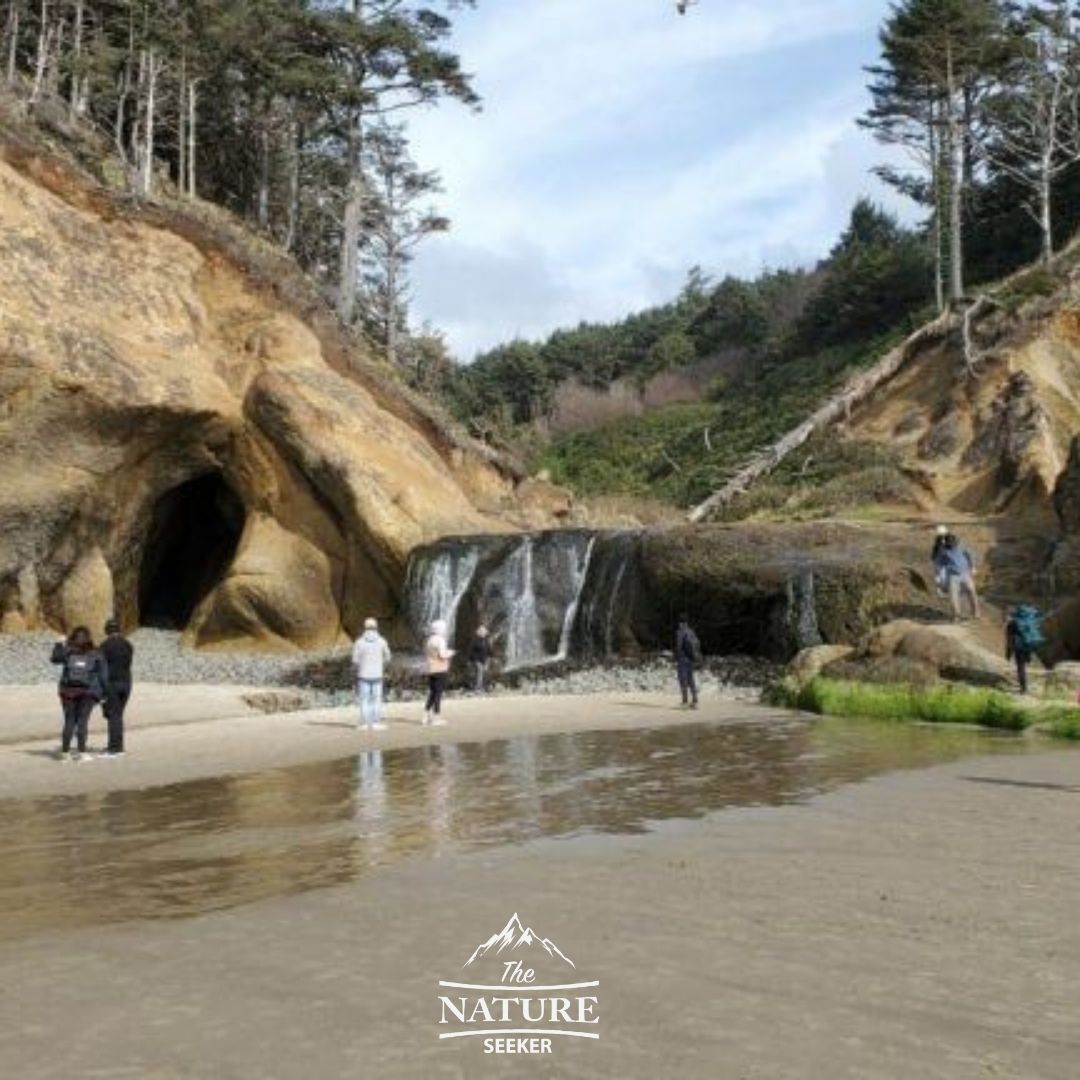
[405,543,481,643]
[555,535,596,661]
[504,538,543,670]
[404,530,624,670]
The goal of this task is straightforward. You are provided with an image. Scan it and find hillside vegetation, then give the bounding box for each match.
[445,0,1080,517]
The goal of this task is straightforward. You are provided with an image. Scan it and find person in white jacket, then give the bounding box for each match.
[352,618,392,731]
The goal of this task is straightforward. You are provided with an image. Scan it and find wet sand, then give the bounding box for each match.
[0,688,767,799]
[0,723,1077,1078]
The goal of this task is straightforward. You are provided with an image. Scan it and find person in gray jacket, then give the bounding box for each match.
[352,618,392,731]
[50,626,108,760]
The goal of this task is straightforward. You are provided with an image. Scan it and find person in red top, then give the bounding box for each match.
[50,626,109,760]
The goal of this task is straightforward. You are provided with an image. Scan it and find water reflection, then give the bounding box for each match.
[0,716,1022,942]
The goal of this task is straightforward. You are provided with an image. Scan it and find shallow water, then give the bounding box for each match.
[0,715,1025,942]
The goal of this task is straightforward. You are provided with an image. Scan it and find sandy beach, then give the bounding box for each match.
[0,713,1076,1079]
[0,686,767,799]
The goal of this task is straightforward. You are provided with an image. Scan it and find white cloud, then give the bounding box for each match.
[406,0,907,359]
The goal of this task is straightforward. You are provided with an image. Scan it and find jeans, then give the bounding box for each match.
[425,673,448,716]
[104,682,130,752]
[947,573,979,619]
[677,660,698,705]
[61,694,96,753]
[358,679,384,726]
[471,661,488,692]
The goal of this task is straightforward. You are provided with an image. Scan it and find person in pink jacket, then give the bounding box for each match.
[424,619,454,726]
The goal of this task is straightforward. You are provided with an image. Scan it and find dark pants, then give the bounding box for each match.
[61,694,96,753]
[1014,651,1030,694]
[104,682,130,752]
[677,660,698,705]
[426,673,448,715]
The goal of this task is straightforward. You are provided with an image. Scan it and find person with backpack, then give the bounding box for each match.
[675,614,701,709]
[99,618,134,757]
[352,617,392,731]
[423,619,454,726]
[1006,605,1044,695]
[467,625,493,693]
[50,626,108,760]
[934,534,980,621]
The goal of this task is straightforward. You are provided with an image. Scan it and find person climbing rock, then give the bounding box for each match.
[468,626,493,693]
[675,614,701,709]
[935,534,980,621]
[49,627,108,761]
[100,618,134,757]
[352,617,392,731]
[931,524,952,594]
[424,619,454,726]
[1005,605,1044,695]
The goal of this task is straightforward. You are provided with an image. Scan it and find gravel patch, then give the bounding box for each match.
[0,631,773,709]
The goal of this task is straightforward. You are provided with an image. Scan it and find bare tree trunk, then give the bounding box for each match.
[929,109,944,314]
[945,42,965,305]
[187,77,198,198]
[28,0,49,103]
[5,2,18,87]
[68,0,81,118]
[256,107,271,231]
[1039,160,1054,263]
[337,0,366,324]
[688,310,954,522]
[284,114,301,253]
[386,241,400,367]
[43,8,60,98]
[177,53,187,195]
[337,113,365,323]
[139,48,160,198]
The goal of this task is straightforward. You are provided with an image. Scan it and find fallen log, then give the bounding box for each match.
[687,310,954,523]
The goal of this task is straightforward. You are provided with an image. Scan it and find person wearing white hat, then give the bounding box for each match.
[352,617,391,731]
[931,525,952,595]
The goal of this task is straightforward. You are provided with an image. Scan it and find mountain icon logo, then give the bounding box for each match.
[463,913,576,969]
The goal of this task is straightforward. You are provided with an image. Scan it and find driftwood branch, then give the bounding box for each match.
[687,310,955,523]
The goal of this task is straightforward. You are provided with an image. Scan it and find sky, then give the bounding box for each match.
[406,0,912,361]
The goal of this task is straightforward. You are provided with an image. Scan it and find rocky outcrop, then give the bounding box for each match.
[0,132,522,649]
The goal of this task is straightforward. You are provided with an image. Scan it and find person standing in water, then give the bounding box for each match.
[675,614,701,709]
[352,617,392,731]
[424,619,454,726]
[50,627,108,760]
[99,618,134,757]
[467,625,492,693]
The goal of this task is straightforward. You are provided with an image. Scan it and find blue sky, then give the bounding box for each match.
[407,0,911,360]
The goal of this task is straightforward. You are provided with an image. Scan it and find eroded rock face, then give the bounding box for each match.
[0,148,516,648]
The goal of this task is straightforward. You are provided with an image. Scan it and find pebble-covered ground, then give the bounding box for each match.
[1,630,773,707]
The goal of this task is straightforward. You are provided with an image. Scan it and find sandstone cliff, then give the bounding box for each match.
[0,113,536,650]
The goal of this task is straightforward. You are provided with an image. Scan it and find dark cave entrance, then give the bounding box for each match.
[138,473,245,629]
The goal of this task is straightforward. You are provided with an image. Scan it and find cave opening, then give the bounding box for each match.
[138,473,245,630]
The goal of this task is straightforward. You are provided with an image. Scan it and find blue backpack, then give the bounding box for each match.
[1013,605,1045,652]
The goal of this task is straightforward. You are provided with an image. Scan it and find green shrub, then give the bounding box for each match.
[1040,707,1080,741]
[776,677,1033,731]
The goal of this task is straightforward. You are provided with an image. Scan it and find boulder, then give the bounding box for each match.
[789,644,855,686]
[862,619,1012,687]
[0,145,523,647]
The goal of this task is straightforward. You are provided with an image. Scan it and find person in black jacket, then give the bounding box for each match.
[50,626,108,760]
[100,618,134,756]
[468,625,493,693]
[675,614,700,709]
